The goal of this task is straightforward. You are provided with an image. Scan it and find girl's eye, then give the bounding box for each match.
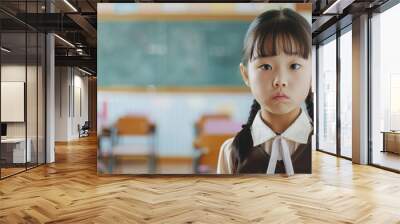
[259,64,272,70]
[290,63,302,70]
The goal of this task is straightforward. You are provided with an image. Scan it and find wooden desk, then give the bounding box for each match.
[381,131,400,154]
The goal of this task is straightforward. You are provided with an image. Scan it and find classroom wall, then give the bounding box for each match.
[55,67,89,141]
[98,90,313,157]
[98,91,245,157]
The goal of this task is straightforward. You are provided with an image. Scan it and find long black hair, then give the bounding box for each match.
[231,8,312,173]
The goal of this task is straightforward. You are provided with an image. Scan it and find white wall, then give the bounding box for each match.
[54,67,89,141]
[72,73,89,137]
[55,66,69,141]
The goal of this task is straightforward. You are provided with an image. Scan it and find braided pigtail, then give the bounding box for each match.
[231,99,260,173]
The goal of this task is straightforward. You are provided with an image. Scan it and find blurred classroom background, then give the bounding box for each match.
[97,3,311,174]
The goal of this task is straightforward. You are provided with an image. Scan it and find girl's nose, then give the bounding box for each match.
[272,68,288,88]
[273,79,287,88]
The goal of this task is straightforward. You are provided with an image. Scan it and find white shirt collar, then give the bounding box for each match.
[251,109,312,147]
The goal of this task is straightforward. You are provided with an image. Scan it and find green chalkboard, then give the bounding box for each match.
[98,20,251,87]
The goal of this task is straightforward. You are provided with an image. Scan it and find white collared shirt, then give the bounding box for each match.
[216,109,312,174]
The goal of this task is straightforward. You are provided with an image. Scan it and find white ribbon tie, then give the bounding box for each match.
[266,135,294,176]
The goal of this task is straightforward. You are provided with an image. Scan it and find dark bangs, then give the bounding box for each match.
[242,8,311,64]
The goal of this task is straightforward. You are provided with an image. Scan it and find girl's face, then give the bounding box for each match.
[240,52,311,115]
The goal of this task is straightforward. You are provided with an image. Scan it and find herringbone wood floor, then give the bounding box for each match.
[1,136,400,223]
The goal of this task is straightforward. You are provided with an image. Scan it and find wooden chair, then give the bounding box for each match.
[193,114,230,173]
[110,115,157,173]
[193,116,241,173]
[195,133,235,172]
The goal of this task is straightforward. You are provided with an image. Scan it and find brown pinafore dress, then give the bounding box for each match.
[232,132,313,174]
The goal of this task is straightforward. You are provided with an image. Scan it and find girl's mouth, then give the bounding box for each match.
[272,93,289,101]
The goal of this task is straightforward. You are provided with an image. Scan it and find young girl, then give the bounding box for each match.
[217,8,313,175]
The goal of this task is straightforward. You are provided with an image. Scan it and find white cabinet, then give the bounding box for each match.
[1,138,32,163]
